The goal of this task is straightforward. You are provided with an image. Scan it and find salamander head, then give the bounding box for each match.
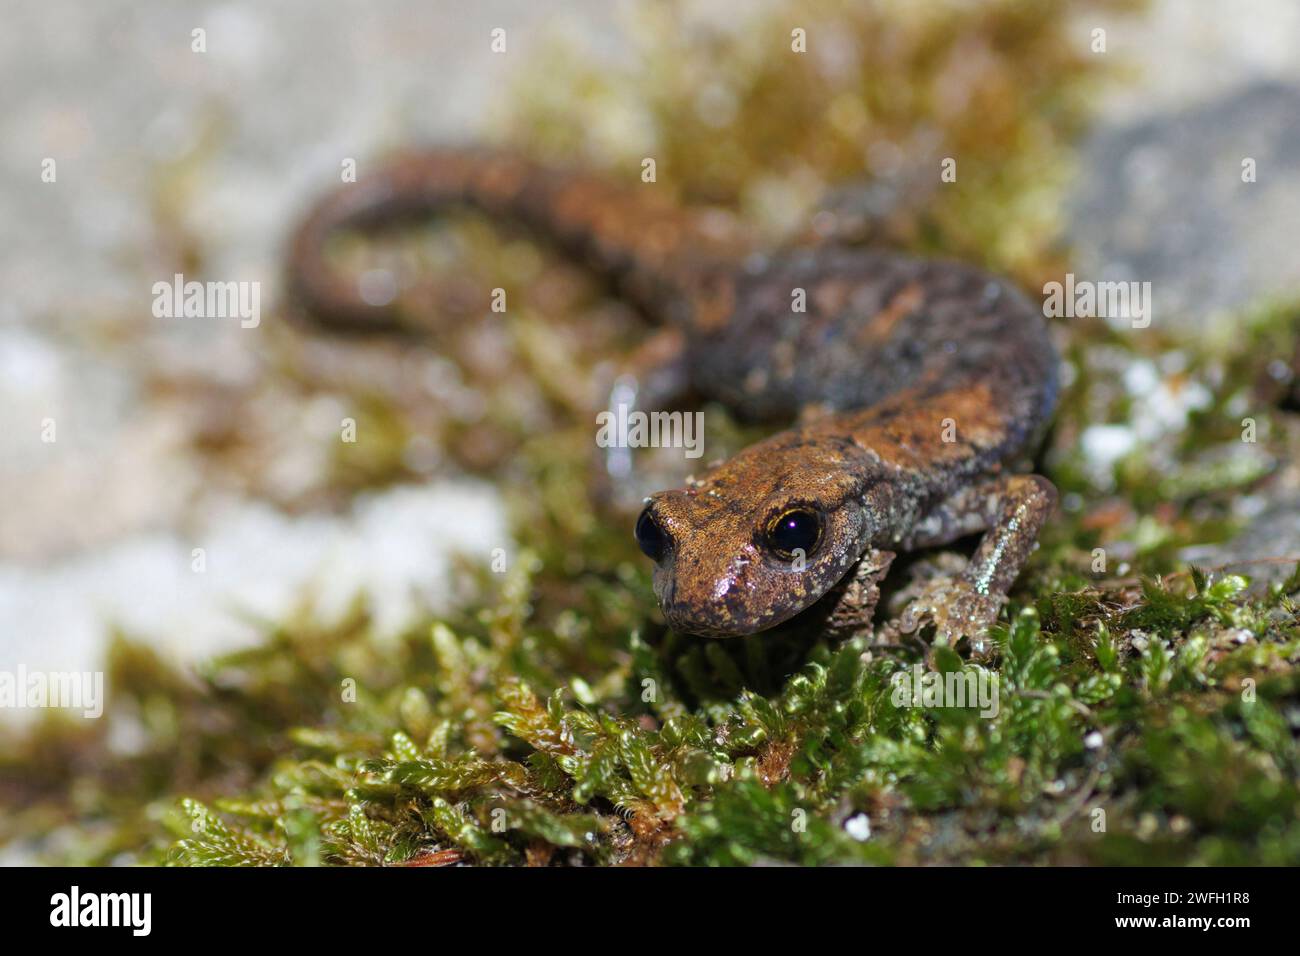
[634,435,889,637]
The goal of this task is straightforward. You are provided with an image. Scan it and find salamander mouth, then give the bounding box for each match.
[661,596,808,639]
[663,616,762,639]
[662,552,880,640]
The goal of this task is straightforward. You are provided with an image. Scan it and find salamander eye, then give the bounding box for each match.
[634,507,669,563]
[764,508,823,561]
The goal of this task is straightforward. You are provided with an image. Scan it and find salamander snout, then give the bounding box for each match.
[634,486,868,638]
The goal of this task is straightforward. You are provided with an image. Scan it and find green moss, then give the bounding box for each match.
[4,556,1296,865]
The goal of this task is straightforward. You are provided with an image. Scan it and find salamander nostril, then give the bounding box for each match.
[634,506,670,562]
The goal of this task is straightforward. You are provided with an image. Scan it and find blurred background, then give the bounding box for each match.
[3,0,1300,865]
[2,0,615,677]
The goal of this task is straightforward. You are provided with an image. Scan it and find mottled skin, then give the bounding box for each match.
[287,149,1059,647]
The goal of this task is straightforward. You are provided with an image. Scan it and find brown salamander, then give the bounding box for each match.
[286,148,1059,650]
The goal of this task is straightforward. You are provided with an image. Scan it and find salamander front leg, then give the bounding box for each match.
[891,474,1057,655]
[823,548,896,639]
[775,548,895,643]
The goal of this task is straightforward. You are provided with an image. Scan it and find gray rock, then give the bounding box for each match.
[1068,81,1300,332]
[1181,493,1300,587]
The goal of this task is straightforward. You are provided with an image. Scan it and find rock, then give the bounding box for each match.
[1067,82,1300,333]
[1181,493,1300,587]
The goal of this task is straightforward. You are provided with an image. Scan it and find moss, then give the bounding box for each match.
[8,558,1296,866]
[502,0,1141,284]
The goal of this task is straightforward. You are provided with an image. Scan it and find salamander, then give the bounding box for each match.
[286,148,1059,651]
